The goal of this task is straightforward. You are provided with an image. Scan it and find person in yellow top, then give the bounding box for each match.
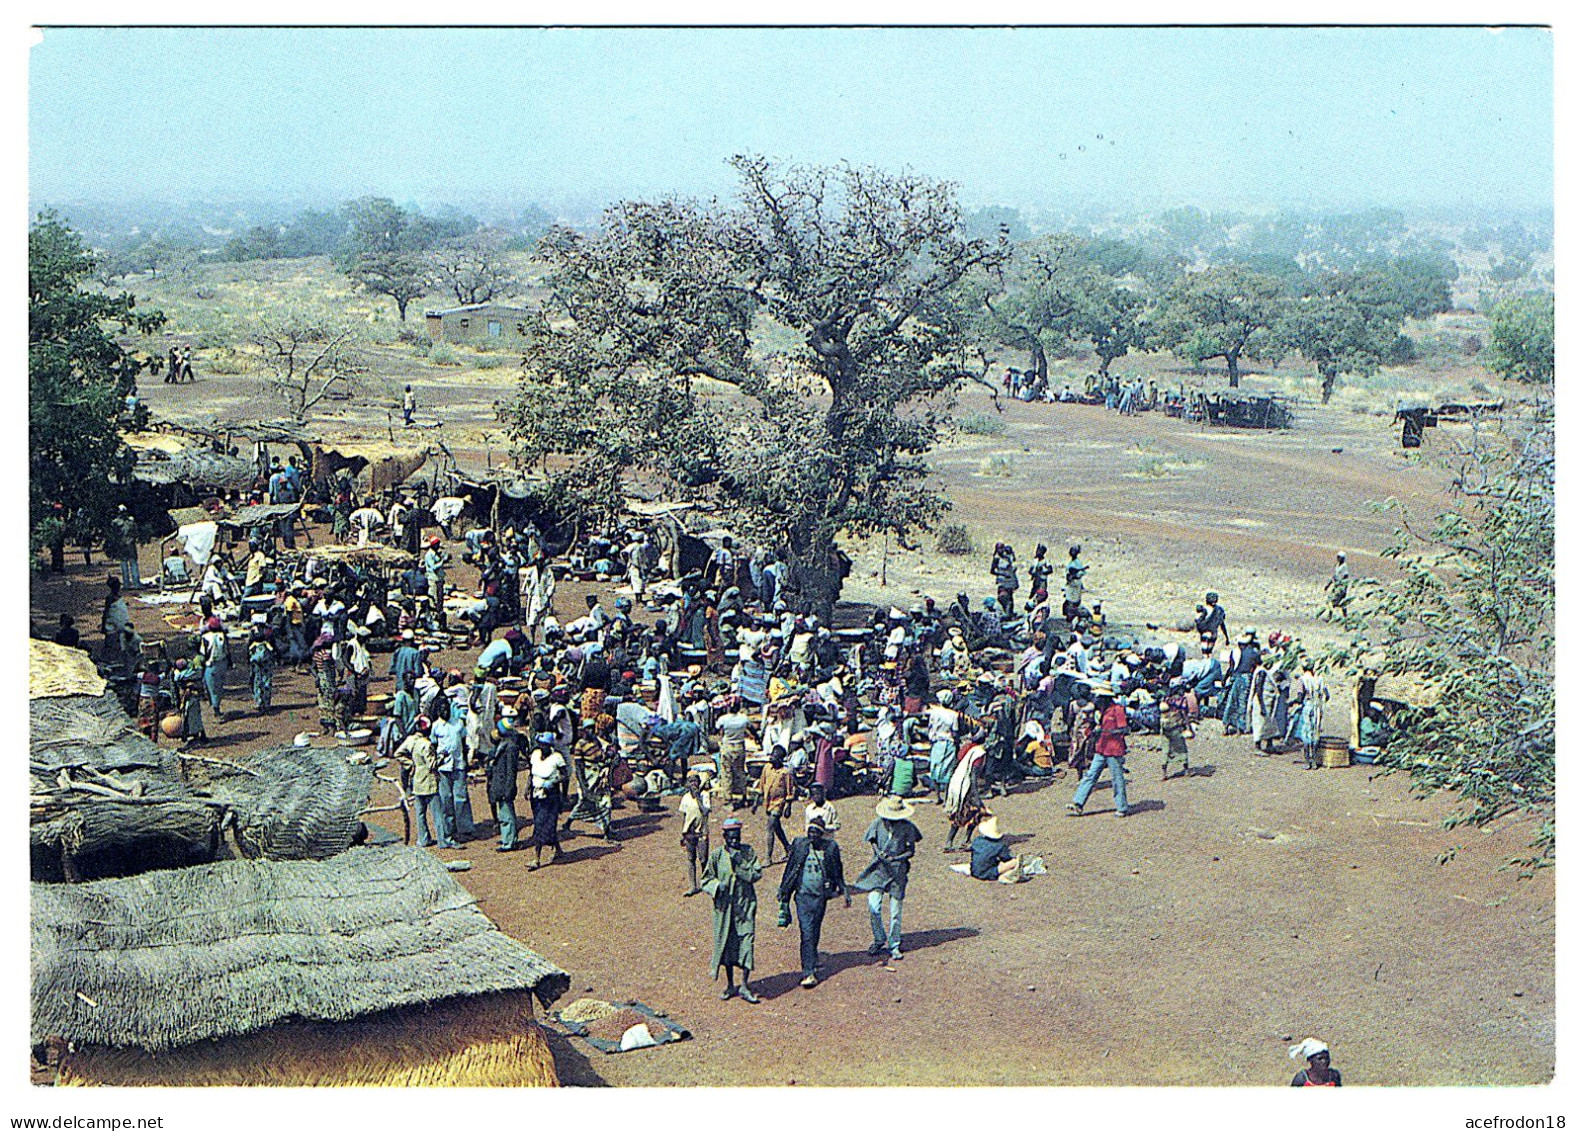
[243,545,271,597]
[1086,601,1107,649]
[757,746,795,865]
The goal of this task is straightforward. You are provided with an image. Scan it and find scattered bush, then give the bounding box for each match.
[474,354,516,370]
[936,523,973,555]
[1382,333,1418,366]
[428,344,461,367]
[204,348,248,375]
[957,411,1006,436]
[980,455,1014,477]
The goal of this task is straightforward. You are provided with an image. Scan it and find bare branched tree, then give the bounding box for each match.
[426,229,519,306]
[251,313,368,423]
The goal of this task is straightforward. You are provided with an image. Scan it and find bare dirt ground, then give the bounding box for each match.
[46,357,1551,1087]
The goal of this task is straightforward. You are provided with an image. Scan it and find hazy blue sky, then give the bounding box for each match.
[29,26,1552,213]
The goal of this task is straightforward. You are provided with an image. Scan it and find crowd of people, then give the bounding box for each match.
[65,449,1366,1010]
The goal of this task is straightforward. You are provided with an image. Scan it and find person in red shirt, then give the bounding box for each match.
[1065,686,1131,817]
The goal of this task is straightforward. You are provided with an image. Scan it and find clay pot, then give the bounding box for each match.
[159,713,184,738]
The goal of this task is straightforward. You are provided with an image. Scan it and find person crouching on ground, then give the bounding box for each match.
[969,814,1024,883]
[853,795,922,963]
[703,817,763,1003]
[778,816,849,988]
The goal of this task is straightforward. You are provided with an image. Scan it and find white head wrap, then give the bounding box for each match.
[1288,1038,1329,1061]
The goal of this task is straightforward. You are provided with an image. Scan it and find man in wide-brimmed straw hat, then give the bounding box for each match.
[969,814,1023,882]
[852,795,923,963]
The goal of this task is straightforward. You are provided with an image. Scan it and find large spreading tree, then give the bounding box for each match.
[503,155,1005,618]
[977,234,1149,382]
[1154,264,1286,387]
[1485,292,1554,385]
[29,213,164,570]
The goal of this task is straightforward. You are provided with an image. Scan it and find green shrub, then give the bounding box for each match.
[936,523,973,555]
[957,411,1006,436]
[204,348,249,375]
[474,354,516,370]
[429,344,462,367]
[981,455,1014,477]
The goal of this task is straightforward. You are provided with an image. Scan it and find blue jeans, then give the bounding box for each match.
[868,890,904,955]
[120,557,139,590]
[1072,753,1128,813]
[203,664,224,713]
[435,771,464,847]
[414,793,440,847]
[495,799,517,849]
[796,892,828,977]
[454,771,477,837]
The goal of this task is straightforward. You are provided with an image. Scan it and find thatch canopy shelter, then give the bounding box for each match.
[218,501,302,531]
[30,690,224,883]
[30,656,375,879]
[131,449,257,493]
[34,846,570,1086]
[199,745,373,861]
[314,439,430,495]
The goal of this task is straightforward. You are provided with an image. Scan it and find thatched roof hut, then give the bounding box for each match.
[34,846,569,1086]
[30,691,225,882]
[30,675,373,879]
[199,744,373,861]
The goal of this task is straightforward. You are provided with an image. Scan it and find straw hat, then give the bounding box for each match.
[977,814,1003,840]
[875,796,915,821]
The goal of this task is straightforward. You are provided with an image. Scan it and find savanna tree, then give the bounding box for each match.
[1155,264,1285,387]
[252,312,368,422]
[978,234,1149,381]
[1325,403,1555,870]
[1485,292,1554,385]
[426,228,519,306]
[503,155,1006,619]
[339,197,432,320]
[30,213,165,571]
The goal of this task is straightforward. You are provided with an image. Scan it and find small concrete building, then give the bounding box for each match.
[424,303,531,345]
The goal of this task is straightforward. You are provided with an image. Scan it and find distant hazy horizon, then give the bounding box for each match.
[30,26,1553,215]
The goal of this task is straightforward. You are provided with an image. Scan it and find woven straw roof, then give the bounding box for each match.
[291,543,415,566]
[202,746,373,861]
[30,642,106,701]
[55,991,559,1086]
[220,501,301,528]
[31,693,170,776]
[32,845,571,1052]
[133,450,255,490]
[122,431,190,454]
